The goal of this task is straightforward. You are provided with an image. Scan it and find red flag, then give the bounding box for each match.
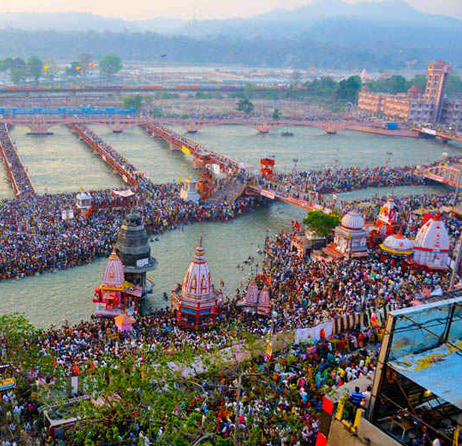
[73,364,81,375]
[295,221,300,231]
[90,363,95,370]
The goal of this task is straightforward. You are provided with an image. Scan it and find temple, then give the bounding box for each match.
[93,251,142,317]
[365,196,400,243]
[180,178,200,203]
[115,212,157,298]
[171,238,222,329]
[322,210,369,260]
[413,213,449,270]
[380,232,414,257]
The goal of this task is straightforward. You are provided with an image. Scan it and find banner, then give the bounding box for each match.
[181,146,191,155]
[261,190,275,199]
[212,164,221,175]
[0,377,16,391]
[294,320,333,344]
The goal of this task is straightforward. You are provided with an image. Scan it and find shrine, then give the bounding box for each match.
[171,238,222,329]
[413,214,450,270]
[380,232,414,257]
[180,177,200,203]
[322,210,369,260]
[365,196,400,243]
[93,251,141,317]
[76,191,92,210]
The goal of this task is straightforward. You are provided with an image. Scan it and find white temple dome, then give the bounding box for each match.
[381,233,414,256]
[182,239,212,299]
[101,251,124,290]
[414,214,449,251]
[341,211,365,230]
[413,214,449,269]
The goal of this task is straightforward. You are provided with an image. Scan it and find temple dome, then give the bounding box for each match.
[414,214,449,251]
[341,211,365,230]
[413,214,449,269]
[182,239,213,300]
[101,251,124,290]
[381,233,414,256]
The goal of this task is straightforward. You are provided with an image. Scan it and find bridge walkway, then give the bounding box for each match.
[69,123,147,187]
[208,179,246,205]
[142,121,243,175]
[0,123,36,199]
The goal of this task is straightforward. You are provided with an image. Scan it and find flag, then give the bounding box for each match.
[264,339,273,361]
[295,221,300,231]
[73,364,81,375]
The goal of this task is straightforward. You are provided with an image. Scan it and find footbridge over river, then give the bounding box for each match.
[418,164,462,188]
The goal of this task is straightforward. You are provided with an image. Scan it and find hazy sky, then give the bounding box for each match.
[0,0,460,20]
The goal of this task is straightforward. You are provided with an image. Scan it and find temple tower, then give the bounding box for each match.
[115,212,157,297]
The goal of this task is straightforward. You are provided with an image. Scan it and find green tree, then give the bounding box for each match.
[99,54,122,77]
[237,98,254,115]
[303,210,341,238]
[10,68,26,85]
[272,108,281,120]
[27,55,43,83]
[336,75,362,103]
[387,75,407,94]
[123,95,143,110]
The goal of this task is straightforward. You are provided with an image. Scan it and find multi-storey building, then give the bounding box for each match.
[357,61,461,128]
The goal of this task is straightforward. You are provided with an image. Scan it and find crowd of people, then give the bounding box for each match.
[0,123,35,199]
[1,184,459,445]
[0,183,259,281]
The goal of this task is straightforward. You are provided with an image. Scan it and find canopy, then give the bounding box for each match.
[114,314,136,332]
[112,189,135,198]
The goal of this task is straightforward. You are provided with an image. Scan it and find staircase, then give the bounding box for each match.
[208,180,246,205]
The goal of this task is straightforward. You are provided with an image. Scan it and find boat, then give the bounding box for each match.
[326,123,337,135]
[281,131,294,137]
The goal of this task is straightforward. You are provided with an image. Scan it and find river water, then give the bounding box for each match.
[0,125,458,327]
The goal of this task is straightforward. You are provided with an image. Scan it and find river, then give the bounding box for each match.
[0,124,458,327]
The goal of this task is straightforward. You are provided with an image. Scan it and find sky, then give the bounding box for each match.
[0,0,460,20]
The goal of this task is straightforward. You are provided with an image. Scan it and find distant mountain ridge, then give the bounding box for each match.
[0,1,459,69]
[0,0,459,34]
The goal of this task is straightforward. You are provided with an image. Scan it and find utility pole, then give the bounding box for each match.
[449,232,462,291]
[453,168,461,207]
[160,54,167,118]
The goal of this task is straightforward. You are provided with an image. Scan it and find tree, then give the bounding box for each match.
[290,71,302,87]
[387,75,407,94]
[272,108,281,120]
[237,98,254,115]
[243,83,255,99]
[43,60,58,79]
[78,53,93,74]
[27,55,43,83]
[336,75,362,103]
[123,95,143,111]
[10,68,26,85]
[303,210,341,238]
[65,61,83,76]
[11,57,26,70]
[99,54,122,77]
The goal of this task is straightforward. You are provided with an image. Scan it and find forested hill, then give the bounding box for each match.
[0,29,458,70]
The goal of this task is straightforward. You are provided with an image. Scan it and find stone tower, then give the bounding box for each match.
[115,212,157,297]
